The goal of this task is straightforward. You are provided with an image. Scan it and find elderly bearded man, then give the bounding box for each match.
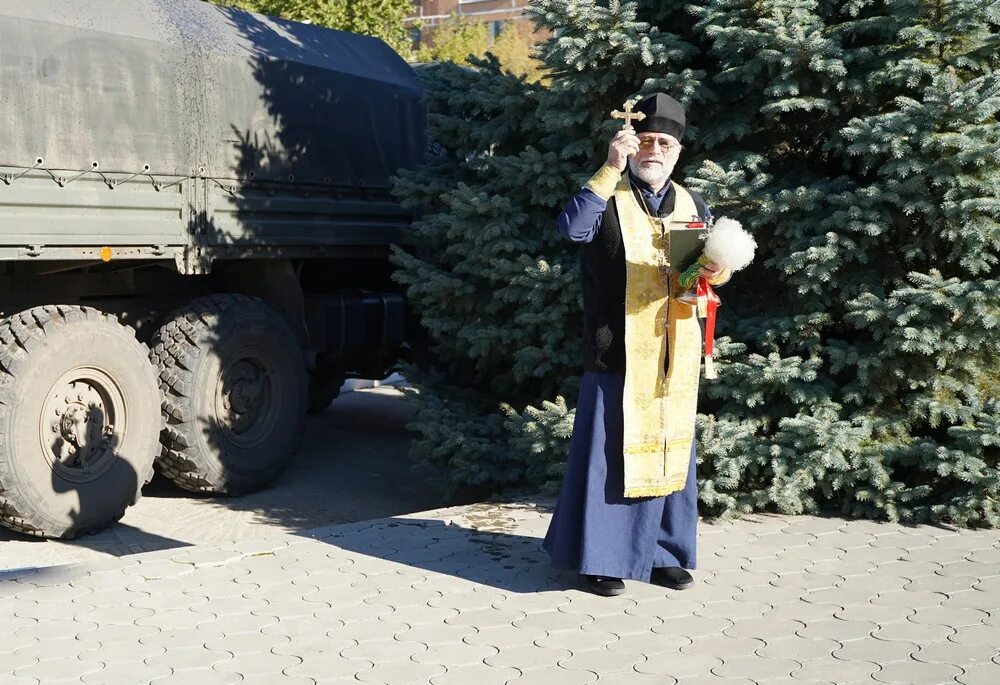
[543,93,731,597]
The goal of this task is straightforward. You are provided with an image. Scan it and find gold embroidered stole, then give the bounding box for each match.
[615,178,703,498]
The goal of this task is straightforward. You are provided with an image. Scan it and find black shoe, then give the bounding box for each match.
[650,567,694,590]
[580,574,626,596]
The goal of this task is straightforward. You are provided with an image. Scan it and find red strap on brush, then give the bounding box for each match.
[696,277,721,379]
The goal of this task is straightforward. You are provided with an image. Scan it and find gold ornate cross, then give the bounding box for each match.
[611,100,646,130]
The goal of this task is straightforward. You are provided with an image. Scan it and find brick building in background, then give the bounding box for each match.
[407,0,539,49]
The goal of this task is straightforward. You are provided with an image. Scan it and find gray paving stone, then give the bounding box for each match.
[904,574,976,594]
[697,600,771,621]
[779,545,843,562]
[81,659,172,684]
[956,662,1000,685]
[872,659,962,684]
[838,546,906,564]
[833,602,914,624]
[445,606,526,628]
[747,556,818,576]
[712,655,800,680]
[560,593,637,617]
[810,533,876,550]
[757,635,840,661]
[635,650,723,678]
[12,634,100,662]
[325,618,409,643]
[595,671,677,684]
[198,595,270,618]
[537,629,619,652]
[790,658,879,682]
[766,600,841,622]
[580,612,660,636]
[1,623,37,654]
[715,543,779,560]
[965,548,1000,565]
[75,602,155,626]
[414,640,499,667]
[427,589,504,612]
[624,596,705,620]
[341,637,427,663]
[465,623,546,649]
[559,648,646,675]
[871,620,953,643]
[798,618,877,642]
[212,651,302,677]
[14,599,85,621]
[139,626,227,650]
[121,559,191,581]
[683,635,765,659]
[938,560,1000,578]
[946,590,1000,610]
[14,618,97,640]
[913,640,998,667]
[394,622,476,646]
[182,579,252,600]
[909,606,990,627]
[604,631,688,656]
[145,644,233,671]
[484,644,573,670]
[135,607,213,631]
[949,624,1000,645]
[653,614,732,638]
[723,616,803,640]
[14,583,93,605]
[195,612,280,635]
[705,569,779,589]
[14,656,104,682]
[972,576,1000,593]
[0,674,40,685]
[514,609,593,632]
[85,639,166,667]
[204,630,290,656]
[505,667,597,684]
[151,669,244,685]
[833,638,918,663]
[429,663,522,685]
[355,661,447,683]
[873,589,948,608]
[283,651,372,680]
[311,600,391,623]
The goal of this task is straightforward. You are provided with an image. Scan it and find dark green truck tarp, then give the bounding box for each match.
[0,0,425,189]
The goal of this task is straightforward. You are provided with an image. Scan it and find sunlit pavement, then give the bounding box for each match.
[2,501,999,684]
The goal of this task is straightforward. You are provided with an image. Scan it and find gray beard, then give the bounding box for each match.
[628,157,674,190]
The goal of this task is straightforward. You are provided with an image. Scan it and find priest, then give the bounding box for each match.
[543,92,732,597]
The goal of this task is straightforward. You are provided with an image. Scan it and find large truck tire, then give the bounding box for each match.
[0,306,162,538]
[151,295,308,494]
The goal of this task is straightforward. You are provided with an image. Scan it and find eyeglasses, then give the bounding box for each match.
[637,138,683,153]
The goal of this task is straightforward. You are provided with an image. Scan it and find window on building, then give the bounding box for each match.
[409,27,421,51]
[488,20,503,42]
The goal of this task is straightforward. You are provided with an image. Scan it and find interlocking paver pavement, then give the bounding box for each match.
[2,502,999,684]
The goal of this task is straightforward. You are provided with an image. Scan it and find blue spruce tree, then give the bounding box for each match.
[392,0,1000,524]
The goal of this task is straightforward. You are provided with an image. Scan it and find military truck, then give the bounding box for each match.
[0,1,425,537]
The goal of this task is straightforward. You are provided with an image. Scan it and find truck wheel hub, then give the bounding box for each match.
[217,357,270,436]
[41,373,123,477]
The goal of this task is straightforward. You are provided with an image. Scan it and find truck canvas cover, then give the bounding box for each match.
[0,0,426,190]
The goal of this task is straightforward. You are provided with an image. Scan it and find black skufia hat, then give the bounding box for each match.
[633,93,686,140]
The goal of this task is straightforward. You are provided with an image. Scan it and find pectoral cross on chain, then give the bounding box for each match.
[611,100,646,130]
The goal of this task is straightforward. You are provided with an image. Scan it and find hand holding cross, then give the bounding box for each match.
[611,100,646,131]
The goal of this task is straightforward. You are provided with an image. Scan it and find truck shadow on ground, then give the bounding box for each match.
[0,390,475,567]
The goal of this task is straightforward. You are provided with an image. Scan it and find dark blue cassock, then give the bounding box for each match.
[543,173,702,581]
[543,372,698,581]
